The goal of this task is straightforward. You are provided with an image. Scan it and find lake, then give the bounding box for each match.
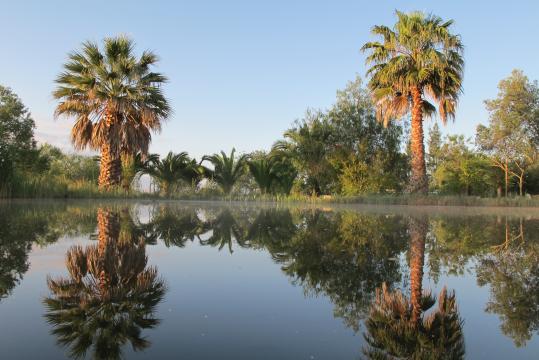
[0,200,538,359]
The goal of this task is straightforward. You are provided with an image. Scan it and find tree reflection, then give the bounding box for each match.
[362,216,465,359]
[251,209,408,331]
[200,208,250,253]
[147,206,209,248]
[43,208,166,360]
[0,204,96,301]
[477,217,539,347]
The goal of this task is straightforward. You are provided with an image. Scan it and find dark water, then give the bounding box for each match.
[0,201,538,359]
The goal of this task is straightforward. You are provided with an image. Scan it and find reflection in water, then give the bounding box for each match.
[0,205,96,301]
[477,218,539,347]
[43,208,166,360]
[0,202,538,357]
[362,216,465,359]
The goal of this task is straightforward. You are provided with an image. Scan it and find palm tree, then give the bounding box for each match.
[121,152,159,192]
[145,152,190,196]
[202,148,248,195]
[43,208,166,359]
[362,11,464,193]
[53,36,171,189]
[248,156,276,194]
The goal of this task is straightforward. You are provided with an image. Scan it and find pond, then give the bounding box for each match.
[0,201,538,359]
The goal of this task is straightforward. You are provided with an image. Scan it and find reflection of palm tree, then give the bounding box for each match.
[363,284,465,359]
[201,209,248,253]
[362,216,465,359]
[247,208,297,252]
[149,207,208,247]
[43,208,166,360]
[409,217,427,324]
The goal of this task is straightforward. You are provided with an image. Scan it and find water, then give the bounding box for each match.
[0,201,538,359]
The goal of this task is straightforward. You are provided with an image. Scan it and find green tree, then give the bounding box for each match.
[433,135,495,195]
[427,122,443,183]
[362,11,464,194]
[145,152,190,196]
[53,36,171,189]
[477,70,539,196]
[203,148,248,195]
[247,154,277,194]
[0,85,37,191]
[274,111,335,195]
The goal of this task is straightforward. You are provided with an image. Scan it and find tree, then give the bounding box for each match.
[427,122,443,182]
[477,70,539,196]
[0,85,37,190]
[120,153,158,192]
[202,148,248,195]
[145,152,190,196]
[53,36,170,189]
[362,11,464,194]
[433,135,495,195]
[247,155,276,194]
[274,111,336,195]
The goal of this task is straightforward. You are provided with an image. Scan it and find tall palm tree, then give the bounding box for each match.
[202,148,248,195]
[43,208,166,359]
[145,152,190,196]
[362,11,464,193]
[53,36,171,189]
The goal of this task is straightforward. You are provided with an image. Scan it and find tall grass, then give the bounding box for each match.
[3,176,539,207]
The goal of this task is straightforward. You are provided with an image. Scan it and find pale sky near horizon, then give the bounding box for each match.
[2,0,538,159]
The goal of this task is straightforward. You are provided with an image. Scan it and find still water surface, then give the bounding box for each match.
[0,201,538,359]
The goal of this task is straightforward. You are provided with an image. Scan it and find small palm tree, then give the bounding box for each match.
[121,152,159,192]
[362,11,464,193]
[53,36,171,189]
[248,157,276,194]
[145,152,190,196]
[202,148,248,195]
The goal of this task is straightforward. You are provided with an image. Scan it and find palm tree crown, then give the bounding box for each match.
[362,11,464,193]
[53,35,171,188]
[203,148,248,195]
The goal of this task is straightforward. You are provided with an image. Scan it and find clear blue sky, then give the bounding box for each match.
[2,0,538,158]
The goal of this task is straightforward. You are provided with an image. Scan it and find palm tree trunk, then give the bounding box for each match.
[98,143,121,189]
[97,208,120,295]
[409,216,428,325]
[98,108,121,189]
[409,87,428,194]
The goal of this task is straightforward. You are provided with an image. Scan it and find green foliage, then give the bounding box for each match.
[432,135,496,196]
[203,148,248,195]
[361,11,464,125]
[477,70,539,195]
[145,152,191,196]
[0,85,37,191]
[275,77,407,196]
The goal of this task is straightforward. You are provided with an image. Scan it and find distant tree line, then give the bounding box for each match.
[1,12,539,198]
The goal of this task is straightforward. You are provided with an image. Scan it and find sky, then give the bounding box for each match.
[1,0,538,159]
